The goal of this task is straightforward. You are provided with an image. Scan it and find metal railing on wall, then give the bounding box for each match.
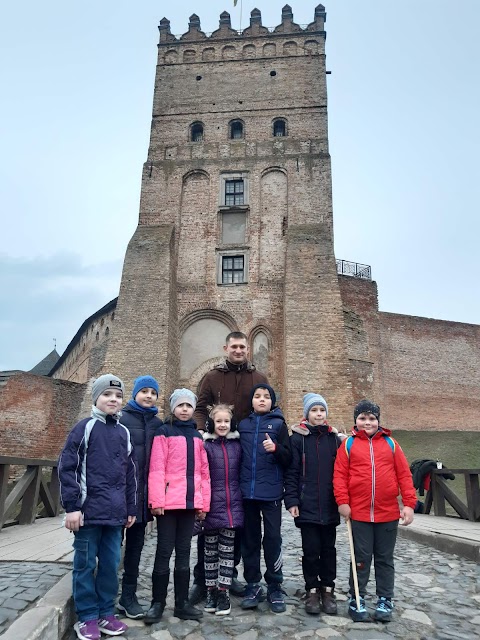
[336,259,372,280]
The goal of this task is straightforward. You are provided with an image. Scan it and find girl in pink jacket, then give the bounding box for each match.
[145,389,210,625]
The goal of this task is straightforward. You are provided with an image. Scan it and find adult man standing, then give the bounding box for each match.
[189,331,269,604]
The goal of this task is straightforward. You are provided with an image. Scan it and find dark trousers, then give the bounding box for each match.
[242,499,283,586]
[122,521,147,588]
[194,529,242,585]
[153,510,195,575]
[350,519,398,599]
[300,523,337,590]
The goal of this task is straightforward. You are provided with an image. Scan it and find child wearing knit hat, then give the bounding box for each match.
[117,375,163,620]
[333,399,416,623]
[145,389,210,624]
[237,384,292,614]
[284,392,343,616]
[58,374,136,639]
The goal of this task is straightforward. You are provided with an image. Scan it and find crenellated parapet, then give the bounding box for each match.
[158,5,326,46]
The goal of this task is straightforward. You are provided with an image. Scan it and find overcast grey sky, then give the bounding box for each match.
[1,1,479,371]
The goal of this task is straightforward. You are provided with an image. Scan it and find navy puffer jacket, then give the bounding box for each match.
[238,407,292,501]
[203,431,243,531]
[120,405,162,522]
[284,421,341,527]
[58,407,137,526]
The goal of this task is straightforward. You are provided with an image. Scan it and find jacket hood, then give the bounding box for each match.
[91,405,121,423]
[203,430,240,441]
[352,425,392,438]
[291,419,341,437]
[214,360,257,372]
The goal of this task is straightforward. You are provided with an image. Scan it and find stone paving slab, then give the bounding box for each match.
[56,512,479,640]
[0,562,71,636]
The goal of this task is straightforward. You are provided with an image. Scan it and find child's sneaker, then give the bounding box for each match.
[241,583,265,609]
[373,596,394,622]
[98,615,128,636]
[204,588,218,613]
[267,585,287,613]
[348,596,369,622]
[74,620,101,640]
[215,589,231,615]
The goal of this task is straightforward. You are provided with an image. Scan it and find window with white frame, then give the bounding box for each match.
[220,173,249,207]
[217,250,249,285]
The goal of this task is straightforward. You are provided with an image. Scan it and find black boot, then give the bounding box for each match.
[118,582,145,619]
[144,571,169,625]
[173,569,203,620]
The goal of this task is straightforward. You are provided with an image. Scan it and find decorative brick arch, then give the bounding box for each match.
[179,308,238,334]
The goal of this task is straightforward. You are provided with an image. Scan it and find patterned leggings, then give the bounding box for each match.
[204,528,235,588]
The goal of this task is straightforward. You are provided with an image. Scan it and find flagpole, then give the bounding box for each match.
[239,0,243,32]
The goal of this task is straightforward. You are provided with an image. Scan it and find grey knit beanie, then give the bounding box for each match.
[92,374,124,405]
[170,388,197,412]
[303,392,328,418]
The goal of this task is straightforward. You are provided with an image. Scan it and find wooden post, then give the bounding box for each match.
[18,466,42,525]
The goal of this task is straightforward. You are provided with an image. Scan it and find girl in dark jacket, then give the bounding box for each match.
[284,393,345,616]
[202,404,243,616]
[117,376,163,620]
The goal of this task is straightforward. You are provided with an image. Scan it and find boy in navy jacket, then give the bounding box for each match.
[58,374,137,640]
[238,384,291,613]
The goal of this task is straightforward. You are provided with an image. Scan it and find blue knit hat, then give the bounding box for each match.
[170,388,197,412]
[132,375,159,400]
[303,393,328,418]
[249,383,277,409]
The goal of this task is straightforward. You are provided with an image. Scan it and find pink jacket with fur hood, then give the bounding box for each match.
[148,418,211,511]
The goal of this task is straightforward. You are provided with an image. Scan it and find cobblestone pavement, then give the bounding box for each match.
[0,561,71,636]
[64,513,479,640]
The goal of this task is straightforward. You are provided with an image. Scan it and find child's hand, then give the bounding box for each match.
[400,506,414,526]
[338,504,351,521]
[151,507,165,516]
[196,510,206,520]
[126,515,136,528]
[263,433,276,453]
[65,511,83,532]
[288,506,299,518]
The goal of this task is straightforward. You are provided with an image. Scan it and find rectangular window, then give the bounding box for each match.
[222,255,245,284]
[225,179,244,206]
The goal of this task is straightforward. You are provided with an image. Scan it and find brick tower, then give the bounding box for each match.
[103,4,353,427]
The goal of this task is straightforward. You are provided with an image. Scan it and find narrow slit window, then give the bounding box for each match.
[191,122,204,142]
[273,119,286,137]
[230,120,244,139]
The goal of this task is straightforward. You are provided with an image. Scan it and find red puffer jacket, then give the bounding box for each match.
[333,427,416,523]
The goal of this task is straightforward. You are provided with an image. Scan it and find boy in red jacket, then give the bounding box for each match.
[333,400,416,623]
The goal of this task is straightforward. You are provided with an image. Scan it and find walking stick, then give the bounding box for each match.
[346,519,361,610]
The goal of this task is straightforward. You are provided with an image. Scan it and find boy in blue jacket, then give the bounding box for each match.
[58,374,137,640]
[238,384,291,613]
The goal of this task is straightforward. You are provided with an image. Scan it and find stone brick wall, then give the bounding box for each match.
[338,275,480,431]
[0,374,85,459]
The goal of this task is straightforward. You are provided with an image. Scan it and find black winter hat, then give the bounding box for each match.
[354,399,380,422]
[249,383,277,409]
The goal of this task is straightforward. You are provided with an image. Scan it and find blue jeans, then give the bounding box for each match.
[72,525,122,622]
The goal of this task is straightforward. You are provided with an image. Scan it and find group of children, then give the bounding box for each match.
[59,374,416,640]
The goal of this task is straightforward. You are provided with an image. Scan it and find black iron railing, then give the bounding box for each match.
[336,259,371,280]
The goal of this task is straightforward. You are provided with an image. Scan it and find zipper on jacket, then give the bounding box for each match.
[221,440,234,528]
[368,439,375,522]
[165,482,169,494]
[250,415,260,498]
[316,435,323,523]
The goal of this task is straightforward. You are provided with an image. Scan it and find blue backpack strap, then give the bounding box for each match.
[345,434,395,456]
[345,436,354,457]
[384,435,395,454]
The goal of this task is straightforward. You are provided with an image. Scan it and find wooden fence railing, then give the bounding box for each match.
[424,468,480,522]
[0,456,61,530]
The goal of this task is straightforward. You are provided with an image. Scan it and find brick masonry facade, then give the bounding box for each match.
[1,5,479,461]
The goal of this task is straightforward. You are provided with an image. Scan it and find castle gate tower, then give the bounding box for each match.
[103,4,353,427]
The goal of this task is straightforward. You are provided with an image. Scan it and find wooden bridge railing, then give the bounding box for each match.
[0,456,61,531]
[424,468,480,522]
